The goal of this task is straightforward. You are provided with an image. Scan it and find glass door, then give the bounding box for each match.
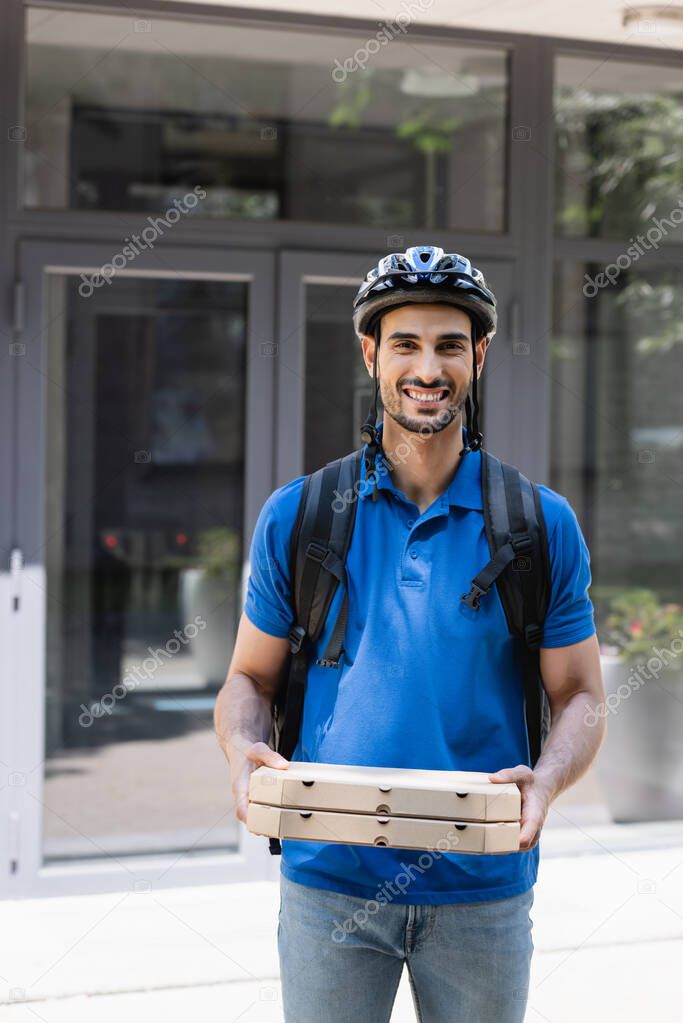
[6,241,276,896]
[276,251,515,486]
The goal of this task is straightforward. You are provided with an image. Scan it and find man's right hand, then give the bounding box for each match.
[230,739,289,824]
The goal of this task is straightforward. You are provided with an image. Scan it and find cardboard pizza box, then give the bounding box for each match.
[246,803,520,855]
[248,761,520,823]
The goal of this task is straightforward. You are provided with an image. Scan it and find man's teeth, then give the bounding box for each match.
[405,388,446,403]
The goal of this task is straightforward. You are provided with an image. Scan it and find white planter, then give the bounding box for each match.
[595,654,683,822]
[179,569,237,688]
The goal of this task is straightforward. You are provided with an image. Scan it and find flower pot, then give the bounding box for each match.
[179,568,237,688]
[595,654,683,822]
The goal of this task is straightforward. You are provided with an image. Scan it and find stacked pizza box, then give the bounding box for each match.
[247,762,522,854]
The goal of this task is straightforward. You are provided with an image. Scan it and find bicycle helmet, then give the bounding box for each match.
[352,245,498,498]
[353,247,497,340]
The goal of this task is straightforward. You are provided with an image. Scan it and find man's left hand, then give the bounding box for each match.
[487,765,553,851]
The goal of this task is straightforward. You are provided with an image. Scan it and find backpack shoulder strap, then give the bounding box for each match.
[461,448,552,766]
[267,448,363,855]
[290,448,364,664]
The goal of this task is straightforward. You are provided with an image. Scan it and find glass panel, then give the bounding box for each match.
[303,282,488,474]
[25,7,508,232]
[44,275,246,863]
[555,55,683,243]
[551,261,683,825]
[304,283,372,474]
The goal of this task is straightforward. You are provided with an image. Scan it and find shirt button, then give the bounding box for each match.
[407,519,414,528]
[410,548,418,559]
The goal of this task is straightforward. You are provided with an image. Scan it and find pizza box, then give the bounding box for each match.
[248,762,520,823]
[246,803,520,854]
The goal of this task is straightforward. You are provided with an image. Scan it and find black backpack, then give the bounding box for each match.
[266,445,552,855]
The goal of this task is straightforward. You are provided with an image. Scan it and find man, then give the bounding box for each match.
[215,246,607,1022]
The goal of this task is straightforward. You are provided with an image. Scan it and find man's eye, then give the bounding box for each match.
[393,341,464,350]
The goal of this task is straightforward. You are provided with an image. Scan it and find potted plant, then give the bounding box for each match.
[594,587,683,822]
[179,527,241,688]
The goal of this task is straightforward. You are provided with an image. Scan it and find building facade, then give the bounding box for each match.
[1,0,682,897]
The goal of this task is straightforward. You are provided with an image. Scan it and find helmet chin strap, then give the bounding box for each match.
[359,317,382,501]
[360,313,484,496]
[463,315,484,453]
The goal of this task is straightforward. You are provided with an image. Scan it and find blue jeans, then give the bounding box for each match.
[278,873,534,1022]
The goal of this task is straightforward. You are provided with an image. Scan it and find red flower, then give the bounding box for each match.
[628,620,643,637]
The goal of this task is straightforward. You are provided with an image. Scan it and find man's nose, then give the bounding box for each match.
[412,351,444,384]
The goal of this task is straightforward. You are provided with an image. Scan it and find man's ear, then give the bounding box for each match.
[360,334,377,377]
[474,334,488,378]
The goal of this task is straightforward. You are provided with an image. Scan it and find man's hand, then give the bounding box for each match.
[486,637,607,851]
[488,765,552,852]
[230,739,289,824]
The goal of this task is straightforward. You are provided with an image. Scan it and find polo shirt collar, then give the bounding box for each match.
[359,421,483,511]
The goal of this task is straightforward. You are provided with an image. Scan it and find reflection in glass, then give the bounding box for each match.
[304,284,372,474]
[25,7,508,232]
[551,262,683,571]
[551,262,683,824]
[44,275,246,862]
[555,56,683,242]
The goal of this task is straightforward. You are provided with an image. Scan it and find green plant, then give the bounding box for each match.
[196,527,241,578]
[555,91,683,237]
[328,74,373,130]
[597,586,683,664]
[616,280,683,354]
[394,108,462,156]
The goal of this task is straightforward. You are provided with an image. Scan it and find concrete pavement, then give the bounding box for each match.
[1,822,682,1023]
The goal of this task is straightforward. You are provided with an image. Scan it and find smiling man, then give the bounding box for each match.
[215,246,607,1023]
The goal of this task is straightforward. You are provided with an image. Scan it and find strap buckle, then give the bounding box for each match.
[461,582,487,611]
[510,532,533,555]
[288,624,306,654]
[524,622,543,648]
[306,541,329,564]
[316,656,341,668]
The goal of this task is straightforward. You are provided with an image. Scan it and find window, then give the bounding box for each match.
[551,259,683,610]
[555,55,683,243]
[24,7,508,231]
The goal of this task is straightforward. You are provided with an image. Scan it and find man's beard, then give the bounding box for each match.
[380,376,471,437]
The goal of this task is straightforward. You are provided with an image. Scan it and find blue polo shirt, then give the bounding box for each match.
[244,423,595,904]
